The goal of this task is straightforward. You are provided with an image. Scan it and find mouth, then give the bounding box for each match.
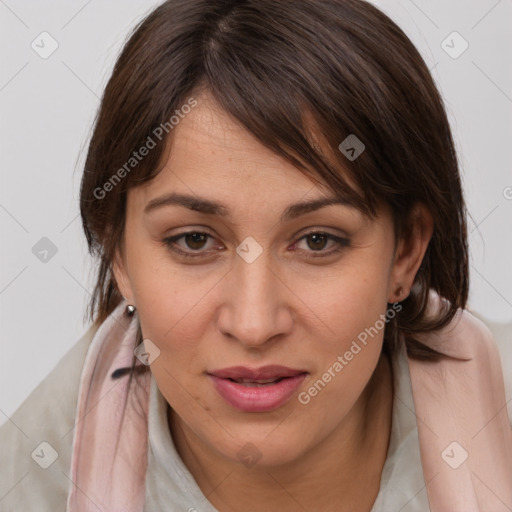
[208,365,308,412]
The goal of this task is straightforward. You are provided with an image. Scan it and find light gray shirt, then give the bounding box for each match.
[144,341,429,511]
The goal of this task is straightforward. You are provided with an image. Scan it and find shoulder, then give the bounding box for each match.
[413,302,511,424]
[0,323,98,511]
[470,309,512,425]
[409,305,512,508]
[415,295,501,361]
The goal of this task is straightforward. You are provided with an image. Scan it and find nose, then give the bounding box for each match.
[217,251,293,348]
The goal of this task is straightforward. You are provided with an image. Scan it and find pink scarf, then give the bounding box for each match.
[67,300,512,511]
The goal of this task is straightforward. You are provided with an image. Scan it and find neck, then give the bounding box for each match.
[169,352,393,512]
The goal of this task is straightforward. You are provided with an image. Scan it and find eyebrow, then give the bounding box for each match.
[143,192,351,222]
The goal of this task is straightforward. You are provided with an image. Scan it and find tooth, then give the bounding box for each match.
[235,378,280,385]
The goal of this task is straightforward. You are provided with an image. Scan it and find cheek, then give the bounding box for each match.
[295,303,388,441]
[125,237,221,343]
[134,271,212,351]
[132,269,214,412]
[294,259,391,403]
[299,256,391,344]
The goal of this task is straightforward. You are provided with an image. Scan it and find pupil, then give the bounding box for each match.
[186,233,207,249]
[307,234,327,250]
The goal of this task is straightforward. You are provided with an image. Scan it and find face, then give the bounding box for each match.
[113,92,427,468]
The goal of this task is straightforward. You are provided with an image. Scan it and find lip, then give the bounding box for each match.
[208,365,308,413]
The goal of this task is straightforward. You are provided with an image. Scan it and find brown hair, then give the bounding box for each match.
[80,0,468,361]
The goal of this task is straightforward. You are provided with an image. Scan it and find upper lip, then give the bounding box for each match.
[208,365,307,381]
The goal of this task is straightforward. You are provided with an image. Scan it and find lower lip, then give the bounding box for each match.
[209,374,307,412]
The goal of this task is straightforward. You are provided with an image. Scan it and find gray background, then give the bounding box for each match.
[1,0,511,426]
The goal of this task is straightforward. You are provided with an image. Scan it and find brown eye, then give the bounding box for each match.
[292,231,350,258]
[163,231,219,258]
[305,233,329,251]
[183,232,209,250]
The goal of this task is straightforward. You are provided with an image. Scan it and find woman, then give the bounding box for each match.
[1,0,510,510]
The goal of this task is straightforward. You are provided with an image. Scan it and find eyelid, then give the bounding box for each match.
[162,229,350,260]
[162,230,221,258]
[290,231,350,258]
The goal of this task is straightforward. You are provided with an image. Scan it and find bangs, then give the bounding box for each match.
[200,3,378,217]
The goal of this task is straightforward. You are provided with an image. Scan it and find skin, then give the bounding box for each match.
[113,92,433,511]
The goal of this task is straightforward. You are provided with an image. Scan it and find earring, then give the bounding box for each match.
[126,304,137,316]
[395,286,404,300]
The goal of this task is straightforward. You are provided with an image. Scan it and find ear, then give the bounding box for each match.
[112,248,135,304]
[388,203,433,303]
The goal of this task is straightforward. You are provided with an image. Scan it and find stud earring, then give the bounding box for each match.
[395,286,404,300]
[126,304,137,316]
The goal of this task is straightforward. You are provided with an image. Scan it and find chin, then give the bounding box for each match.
[212,425,311,469]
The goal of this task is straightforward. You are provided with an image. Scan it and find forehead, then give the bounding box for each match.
[131,93,336,208]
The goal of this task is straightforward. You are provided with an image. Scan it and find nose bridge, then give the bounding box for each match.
[218,249,291,346]
[238,253,273,311]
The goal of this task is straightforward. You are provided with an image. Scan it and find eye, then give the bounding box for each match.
[291,232,349,257]
[163,231,219,258]
[162,230,349,260]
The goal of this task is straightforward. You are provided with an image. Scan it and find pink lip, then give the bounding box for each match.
[208,366,307,412]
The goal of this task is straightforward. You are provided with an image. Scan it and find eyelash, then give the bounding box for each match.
[162,231,350,260]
